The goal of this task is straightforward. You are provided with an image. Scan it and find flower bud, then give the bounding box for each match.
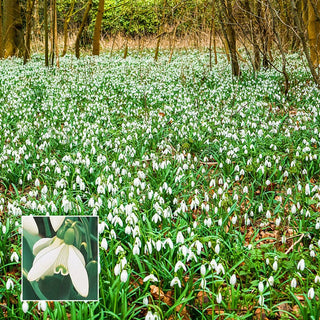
[64,228,75,245]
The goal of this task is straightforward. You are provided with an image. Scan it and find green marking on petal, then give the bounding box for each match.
[55,265,68,276]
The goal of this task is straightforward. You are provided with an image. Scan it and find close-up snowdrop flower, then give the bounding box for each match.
[28,237,89,297]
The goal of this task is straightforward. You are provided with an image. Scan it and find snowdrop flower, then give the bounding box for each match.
[297,259,305,271]
[267,276,274,287]
[258,281,264,293]
[176,231,184,244]
[22,301,29,313]
[230,274,236,286]
[216,292,222,304]
[143,274,158,282]
[120,269,128,282]
[38,301,47,312]
[258,295,264,306]
[308,287,315,299]
[291,278,297,288]
[272,260,278,271]
[170,276,181,288]
[174,261,187,273]
[315,275,320,283]
[145,311,154,320]
[6,278,14,290]
[28,236,88,297]
[200,278,206,289]
[101,238,108,250]
[10,252,19,263]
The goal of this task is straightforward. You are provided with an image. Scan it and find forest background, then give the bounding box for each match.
[1,0,320,86]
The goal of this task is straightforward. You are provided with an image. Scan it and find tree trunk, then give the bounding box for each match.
[33,0,40,38]
[3,0,24,57]
[307,0,320,66]
[54,0,59,67]
[62,0,75,56]
[75,0,93,59]
[51,0,55,65]
[155,0,167,61]
[291,0,320,85]
[44,0,49,66]
[24,0,35,64]
[92,0,105,55]
[218,0,241,76]
[244,0,261,71]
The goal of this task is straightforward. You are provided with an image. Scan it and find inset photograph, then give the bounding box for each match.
[22,216,98,301]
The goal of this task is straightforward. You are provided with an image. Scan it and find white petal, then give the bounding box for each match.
[68,246,88,297]
[33,238,54,256]
[53,245,69,275]
[23,216,38,235]
[50,216,65,232]
[33,237,63,262]
[28,244,64,281]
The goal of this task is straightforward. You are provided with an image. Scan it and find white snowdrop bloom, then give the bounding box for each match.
[101,238,108,250]
[230,274,236,286]
[310,250,316,257]
[176,231,184,244]
[175,261,187,273]
[155,240,162,252]
[272,260,278,271]
[243,186,248,193]
[216,292,222,304]
[291,278,297,288]
[38,301,47,312]
[258,295,264,306]
[145,311,154,320]
[258,281,264,293]
[315,275,320,283]
[297,259,305,271]
[308,287,315,299]
[305,184,310,195]
[231,215,237,224]
[216,263,225,275]
[143,297,149,305]
[275,217,281,227]
[163,238,173,249]
[6,278,14,290]
[120,269,128,282]
[22,301,29,313]
[143,274,158,282]
[291,204,296,214]
[10,252,19,263]
[218,218,222,226]
[35,178,40,187]
[286,187,291,195]
[114,264,121,276]
[267,276,274,287]
[200,264,206,276]
[215,243,220,255]
[266,210,271,219]
[200,278,206,289]
[28,237,89,297]
[170,276,181,288]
